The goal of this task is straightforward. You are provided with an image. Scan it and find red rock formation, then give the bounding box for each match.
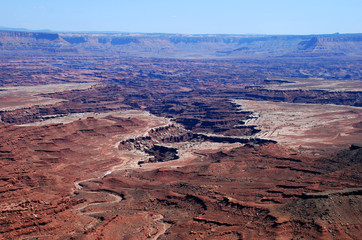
[0,43,361,239]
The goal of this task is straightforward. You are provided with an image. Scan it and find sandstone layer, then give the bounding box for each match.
[0,33,361,239]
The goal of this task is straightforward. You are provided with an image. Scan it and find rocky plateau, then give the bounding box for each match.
[0,30,361,239]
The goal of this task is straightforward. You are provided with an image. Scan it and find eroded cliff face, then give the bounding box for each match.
[0,31,77,54]
[1,124,360,239]
[298,35,362,55]
[0,38,361,239]
[1,30,362,57]
[0,76,360,239]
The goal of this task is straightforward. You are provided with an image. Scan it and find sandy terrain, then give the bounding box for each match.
[233,99,362,154]
[263,78,362,92]
[0,83,96,111]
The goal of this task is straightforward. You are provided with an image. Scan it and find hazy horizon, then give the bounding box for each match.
[1,26,361,36]
[1,0,362,35]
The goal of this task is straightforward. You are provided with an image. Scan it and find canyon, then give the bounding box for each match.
[0,30,361,239]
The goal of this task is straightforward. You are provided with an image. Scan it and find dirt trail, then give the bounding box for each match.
[73,175,123,212]
[150,214,171,240]
[67,111,173,235]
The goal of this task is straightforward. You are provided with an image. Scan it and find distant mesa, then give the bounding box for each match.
[34,32,59,41]
[110,37,140,45]
[298,37,319,50]
[0,29,361,57]
[62,36,86,44]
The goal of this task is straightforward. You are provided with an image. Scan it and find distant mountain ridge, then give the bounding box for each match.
[0,26,52,32]
[1,30,361,58]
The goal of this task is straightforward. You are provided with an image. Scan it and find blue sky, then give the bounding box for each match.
[1,0,361,34]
